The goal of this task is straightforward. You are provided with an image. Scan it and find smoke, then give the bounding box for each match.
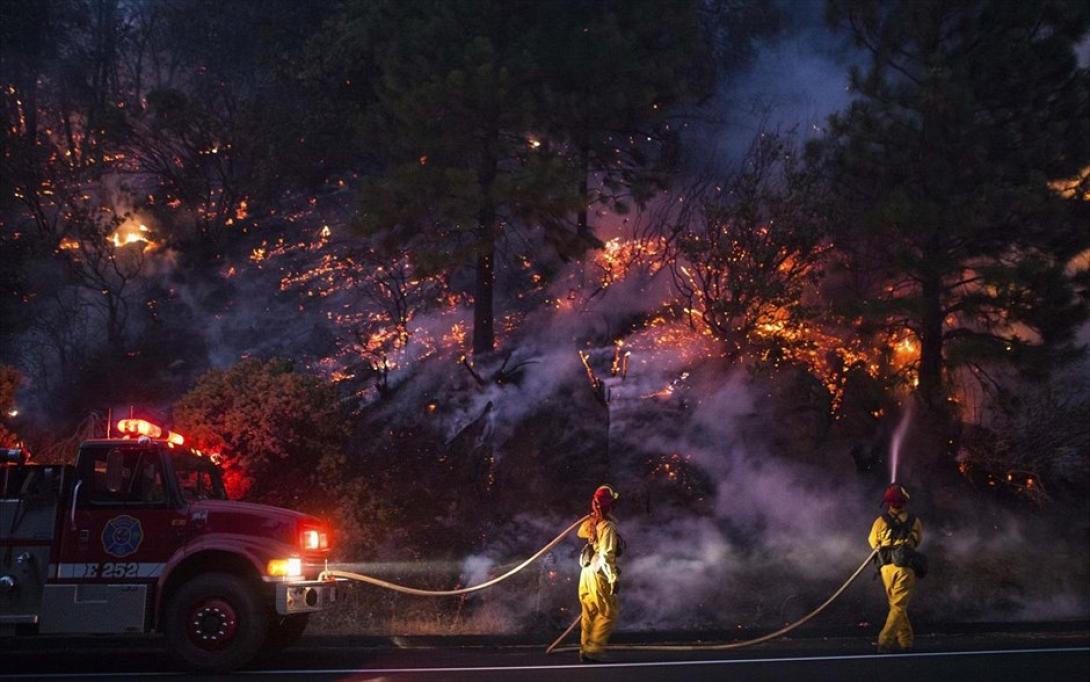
[612,389,1088,629]
[445,346,1090,633]
[359,231,1090,633]
[582,368,878,629]
[461,555,497,587]
[684,0,859,170]
[1075,33,1090,68]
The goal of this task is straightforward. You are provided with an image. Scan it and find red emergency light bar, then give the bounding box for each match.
[116,418,185,445]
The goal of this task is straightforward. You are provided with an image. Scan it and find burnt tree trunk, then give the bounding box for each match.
[473,152,497,356]
[577,142,590,241]
[918,252,944,408]
[918,279,945,408]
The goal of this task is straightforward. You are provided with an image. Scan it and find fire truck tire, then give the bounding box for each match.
[163,572,270,672]
[263,613,310,653]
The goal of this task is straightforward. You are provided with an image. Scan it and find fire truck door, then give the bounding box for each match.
[0,465,65,631]
[43,447,186,634]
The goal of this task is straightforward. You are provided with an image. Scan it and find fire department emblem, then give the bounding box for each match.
[102,515,144,558]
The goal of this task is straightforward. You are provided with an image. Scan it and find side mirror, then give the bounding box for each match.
[70,480,83,530]
[106,450,125,493]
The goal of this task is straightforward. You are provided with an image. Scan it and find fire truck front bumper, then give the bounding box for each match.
[275,579,341,615]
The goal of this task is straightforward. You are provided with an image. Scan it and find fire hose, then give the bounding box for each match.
[319,517,878,654]
[318,516,589,596]
[545,547,880,654]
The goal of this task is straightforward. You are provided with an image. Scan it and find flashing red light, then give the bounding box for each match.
[301,527,330,551]
[116,418,186,445]
[117,418,162,438]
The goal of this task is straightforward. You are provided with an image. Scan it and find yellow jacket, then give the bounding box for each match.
[869,508,922,549]
[578,515,620,585]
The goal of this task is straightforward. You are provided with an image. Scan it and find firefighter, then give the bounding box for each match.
[577,484,622,663]
[869,483,923,652]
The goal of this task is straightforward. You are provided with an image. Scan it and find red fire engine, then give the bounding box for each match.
[0,419,338,672]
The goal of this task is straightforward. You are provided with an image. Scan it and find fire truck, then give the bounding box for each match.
[0,419,338,672]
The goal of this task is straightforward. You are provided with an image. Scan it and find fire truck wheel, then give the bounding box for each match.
[263,613,310,653]
[163,572,269,672]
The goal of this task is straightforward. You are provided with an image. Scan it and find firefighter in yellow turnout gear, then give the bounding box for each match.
[869,483,923,652]
[577,485,622,663]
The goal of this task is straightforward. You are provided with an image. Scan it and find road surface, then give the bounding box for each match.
[2,629,1087,681]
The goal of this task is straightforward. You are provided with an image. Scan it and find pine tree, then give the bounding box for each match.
[329,1,570,355]
[329,0,714,355]
[534,0,714,251]
[816,0,1090,408]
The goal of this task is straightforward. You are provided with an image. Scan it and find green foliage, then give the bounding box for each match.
[815,0,1090,404]
[172,358,349,508]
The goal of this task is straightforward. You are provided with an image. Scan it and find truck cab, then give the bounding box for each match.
[0,420,338,672]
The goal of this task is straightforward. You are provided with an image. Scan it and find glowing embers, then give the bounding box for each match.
[577,349,607,404]
[265,238,466,393]
[592,236,667,289]
[1048,165,1088,201]
[610,340,631,379]
[956,459,1049,506]
[630,315,718,365]
[648,452,690,482]
[890,334,920,387]
[645,452,706,499]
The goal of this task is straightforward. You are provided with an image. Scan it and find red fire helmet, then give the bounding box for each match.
[593,484,620,513]
[883,483,910,507]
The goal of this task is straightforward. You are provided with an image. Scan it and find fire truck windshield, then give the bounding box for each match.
[172,454,227,502]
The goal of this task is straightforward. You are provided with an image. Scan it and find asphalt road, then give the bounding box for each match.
[2,630,1087,682]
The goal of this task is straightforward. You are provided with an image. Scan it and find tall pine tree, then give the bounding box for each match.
[341,1,579,354]
[327,0,713,355]
[534,0,714,251]
[816,0,1090,410]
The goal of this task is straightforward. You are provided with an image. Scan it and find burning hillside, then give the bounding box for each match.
[2,0,1089,639]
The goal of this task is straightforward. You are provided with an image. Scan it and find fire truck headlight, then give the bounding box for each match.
[267,558,303,578]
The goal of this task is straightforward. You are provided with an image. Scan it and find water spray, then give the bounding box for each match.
[889,401,914,484]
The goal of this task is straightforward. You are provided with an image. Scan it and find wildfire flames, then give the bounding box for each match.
[222,199,932,420]
[569,232,923,416]
[8,74,929,419]
[109,221,157,251]
[0,66,1026,435]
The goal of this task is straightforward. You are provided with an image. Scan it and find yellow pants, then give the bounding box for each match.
[578,569,617,656]
[878,563,916,649]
